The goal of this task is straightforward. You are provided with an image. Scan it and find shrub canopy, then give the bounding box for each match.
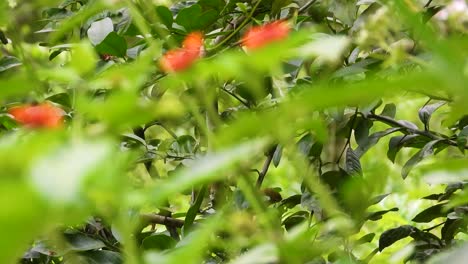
[0,0,467,263]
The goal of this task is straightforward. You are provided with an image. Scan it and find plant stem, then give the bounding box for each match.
[336,107,358,163]
[424,0,433,8]
[367,113,467,149]
[256,145,277,188]
[140,213,185,228]
[220,86,250,108]
[209,0,263,52]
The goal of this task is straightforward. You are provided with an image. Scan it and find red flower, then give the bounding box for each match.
[241,21,290,50]
[160,32,204,73]
[9,103,65,128]
[182,32,204,53]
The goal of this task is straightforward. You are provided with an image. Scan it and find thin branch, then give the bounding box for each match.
[144,121,178,139]
[220,86,250,108]
[256,145,277,188]
[140,213,185,228]
[424,0,434,8]
[336,107,359,163]
[367,114,467,149]
[209,0,263,52]
[422,221,446,232]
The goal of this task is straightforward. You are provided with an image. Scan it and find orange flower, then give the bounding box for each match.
[241,21,290,50]
[182,32,204,54]
[9,103,65,128]
[160,32,204,73]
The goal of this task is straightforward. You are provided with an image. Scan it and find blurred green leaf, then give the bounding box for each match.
[418,102,445,130]
[367,208,398,221]
[412,203,448,223]
[141,234,176,251]
[379,225,415,252]
[402,140,441,179]
[64,232,105,251]
[148,139,266,206]
[70,42,98,74]
[155,6,173,29]
[46,93,72,108]
[0,56,21,72]
[67,250,123,264]
[95,32,128,58]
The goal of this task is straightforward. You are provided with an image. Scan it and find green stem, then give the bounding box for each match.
[208,0,263,52]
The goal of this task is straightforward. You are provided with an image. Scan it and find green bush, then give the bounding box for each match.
[0,0,467,263]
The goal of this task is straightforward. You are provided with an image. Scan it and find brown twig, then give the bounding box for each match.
[140,213,185,228]
[366,114,467,149]
[256,145,277,188]
[336,107,359,163]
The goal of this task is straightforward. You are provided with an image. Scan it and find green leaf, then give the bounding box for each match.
[360,100,382,117]
[199,0,225,12]
[328,0,358,26]
[46,93,72,108]
[0,73,35,100]
[282,211,309,230]
[354,118,372,147]
[320,170,349,190]
[441,219,464,242]
[271,0,292,17]
[370,193,391,205]
[345,148,362,176]
[175,4,202,31]
[272,145,283,167]
[70,42,98,74]
[71,250,123,264]
[0,114,17,130]
[141,234,176,251]
[412,203,448,223]
[64,232,105,251]
[387,135,431,163]
[356,127,402,157]
[49,49,65,61]
[174,3,218,31]
[356,233,375,245]
[367,208,398,221]
[0,183,48,264]
[380,103,396,118]
[184,185,207,232]
[279,194,302,209]
[147,140,266,206]
[457,126,468,153]
[297,35,350,64]
[197,9,219,29]
[297,133,314,157]
[155,6,173,29]
[122,133,147,147]
[171,135,197,155]
[29,140,115,204]
[0,2,10,27]
[0,30,8,44]
[0,56,21,72]
[418,102,445,130]
[379,225,416,252]
[402,140,441,179]
[227,244,278,264]
[95,32,127,58]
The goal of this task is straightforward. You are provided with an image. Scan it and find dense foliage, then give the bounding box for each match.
[0,0,467,263]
